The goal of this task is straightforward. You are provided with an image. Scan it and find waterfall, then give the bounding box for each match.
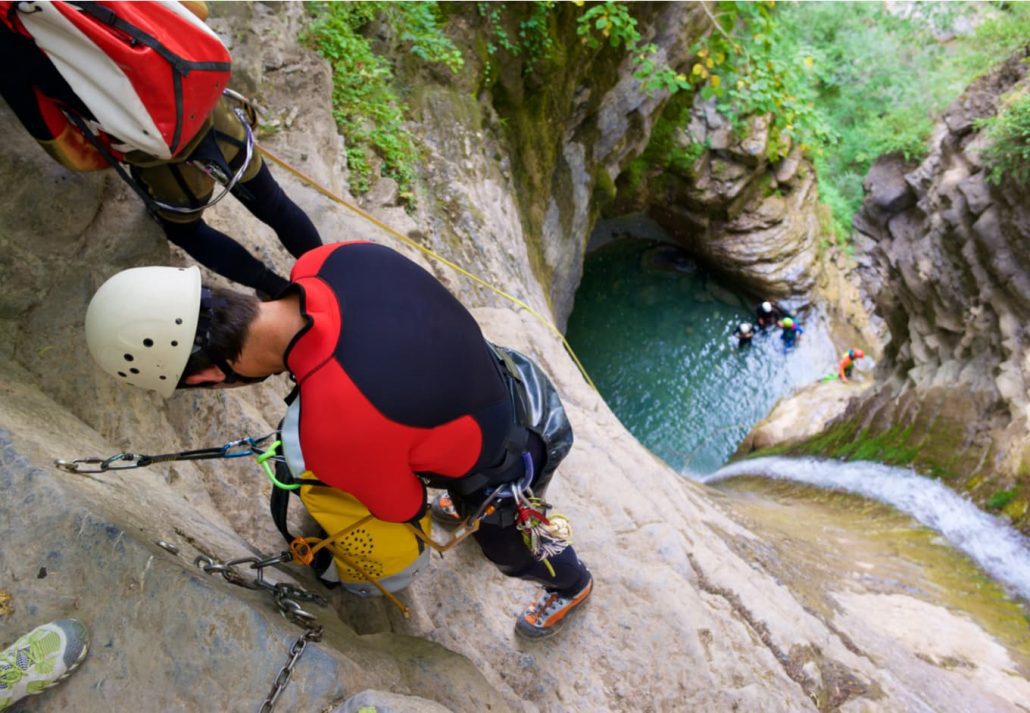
[701,456,1030,602]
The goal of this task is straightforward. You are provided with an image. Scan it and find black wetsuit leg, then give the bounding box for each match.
[473,524,590,595]
[158,217,289,296]
[458,433,590,596]
[231,162,322,259]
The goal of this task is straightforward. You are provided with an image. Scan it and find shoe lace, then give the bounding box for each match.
[0,662,21,687]
[0,638,49,686]
[528,591,562,619]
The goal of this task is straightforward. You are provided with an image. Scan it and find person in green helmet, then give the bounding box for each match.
[779,316,803,348]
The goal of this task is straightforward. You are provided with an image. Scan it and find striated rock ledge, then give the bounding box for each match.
[806,49,1030,531]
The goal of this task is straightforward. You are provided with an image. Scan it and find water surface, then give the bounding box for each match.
[566,238,836,473]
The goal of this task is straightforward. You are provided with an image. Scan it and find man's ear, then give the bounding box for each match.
[183,365,226,385]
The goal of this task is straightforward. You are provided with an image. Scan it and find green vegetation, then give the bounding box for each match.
[683,2,831,161]
[986,489,1016,511]
[649,1,1030,243]
[302,2,462,203]
[301,1,1030,226]
[977,90,1030,186]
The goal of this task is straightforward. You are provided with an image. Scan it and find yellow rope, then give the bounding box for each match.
[258,144,597,391]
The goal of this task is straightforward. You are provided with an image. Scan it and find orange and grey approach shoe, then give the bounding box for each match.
[515,574,593,640]
[430,492,462,527]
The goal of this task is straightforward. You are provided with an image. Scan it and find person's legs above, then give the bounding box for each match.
[0,619,89,711]
[132,159,291,296]
[232,161,322,259]
[159,217,289,296]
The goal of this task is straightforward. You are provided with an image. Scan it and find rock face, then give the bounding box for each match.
[826,50,1030,530]
[456,2,710,328]
[0,4,1027,712]
[617,95,824,300]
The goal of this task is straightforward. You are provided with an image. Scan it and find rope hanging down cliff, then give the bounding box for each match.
[257,144,597,392]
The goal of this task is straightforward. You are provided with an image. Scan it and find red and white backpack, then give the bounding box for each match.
[1,0,231,160]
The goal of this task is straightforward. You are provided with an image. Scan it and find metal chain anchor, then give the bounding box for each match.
[193,552,327,711]
[258,625,324,713]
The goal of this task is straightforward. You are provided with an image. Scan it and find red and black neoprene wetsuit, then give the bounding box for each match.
[285,241,517,523]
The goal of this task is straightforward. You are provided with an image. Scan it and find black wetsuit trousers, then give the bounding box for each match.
[455,433,591,597]
[158,162,321,296]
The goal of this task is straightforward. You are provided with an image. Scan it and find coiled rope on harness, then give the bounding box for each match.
[257,144,598,392]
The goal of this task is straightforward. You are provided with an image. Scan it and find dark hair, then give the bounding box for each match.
[206,286,259,364]
[179,287,259,384]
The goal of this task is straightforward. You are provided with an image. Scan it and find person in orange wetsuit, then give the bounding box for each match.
[838,348,865,382]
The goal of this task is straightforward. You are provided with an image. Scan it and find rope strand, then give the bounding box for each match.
[258,144,597,391]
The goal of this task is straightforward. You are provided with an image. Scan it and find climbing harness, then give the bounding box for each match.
[150,89,259,216]
[405,457,573,577]
[256,144,598,392]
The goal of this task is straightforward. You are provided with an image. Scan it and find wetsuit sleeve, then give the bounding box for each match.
[0,29,109,171]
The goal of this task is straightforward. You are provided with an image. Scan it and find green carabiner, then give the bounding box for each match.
[255,440,299,490]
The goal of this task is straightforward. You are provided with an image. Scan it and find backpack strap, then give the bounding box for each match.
[64,110,165,216]
[267,450,335,577]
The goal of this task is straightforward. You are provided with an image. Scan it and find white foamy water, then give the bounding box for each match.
[701,456,1030,602]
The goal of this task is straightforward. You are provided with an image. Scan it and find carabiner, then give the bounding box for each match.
[222,437,258,458]
[54,458,106,474]
[101,452,148,470]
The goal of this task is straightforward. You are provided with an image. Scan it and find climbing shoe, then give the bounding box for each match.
[430,492,462,527]
[0,619,89,711]
[515,573,593,640]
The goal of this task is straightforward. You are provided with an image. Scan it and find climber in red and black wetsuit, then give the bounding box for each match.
[84,241,593,639]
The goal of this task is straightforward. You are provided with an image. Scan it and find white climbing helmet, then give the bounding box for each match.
[85,266,202,398]
[761,301,773,313]
[739,322,752,334]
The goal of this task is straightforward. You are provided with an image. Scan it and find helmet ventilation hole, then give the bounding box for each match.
[175,318,183,325]
[129,368,140,375]
[117,372,127,378]
[143,338,154,347]
[124,354,134,362]
[171,340,178,347]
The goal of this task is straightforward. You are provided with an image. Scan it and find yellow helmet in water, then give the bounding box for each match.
[780,317,794,329]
